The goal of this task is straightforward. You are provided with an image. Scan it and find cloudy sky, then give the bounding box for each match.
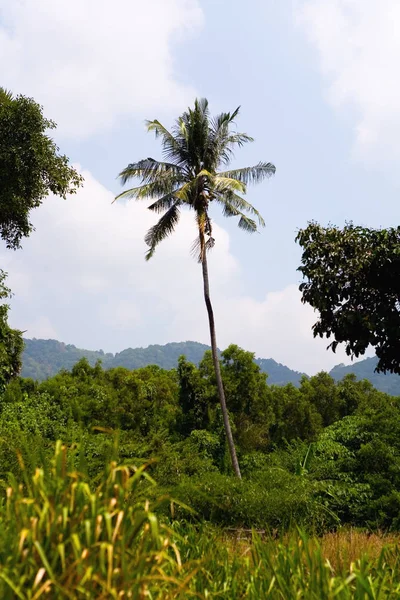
[0,0,398,374]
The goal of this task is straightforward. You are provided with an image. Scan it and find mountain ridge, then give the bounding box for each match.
[21,338,307,385]
[20,338,400,395]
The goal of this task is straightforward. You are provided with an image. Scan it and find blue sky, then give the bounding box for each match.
[0,0,399,373]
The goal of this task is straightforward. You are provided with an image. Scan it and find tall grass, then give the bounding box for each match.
[1,442,400,598]
[0,441,198,598]
[177,525,400,598]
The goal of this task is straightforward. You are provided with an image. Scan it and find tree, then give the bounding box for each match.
[268,383,322,444]
[0,88,83,249]
[299,372,342,427]
[177,356,210,435]
[0,271,23,391]
[116,98,275,477]
[220,344,269,416]
[297,222,400,375]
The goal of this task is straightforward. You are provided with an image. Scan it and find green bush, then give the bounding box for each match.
[170,469,326,531]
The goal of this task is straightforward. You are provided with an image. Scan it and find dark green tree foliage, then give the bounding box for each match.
[0,88,83,249]
[219,346,274,451]
[268,384,322,444]
[297,222,400,374]
[21,339,212,380]
[299,372,343,427]
[177,356,210,435]
[178,345,313,450]
[309,392,400,528]
[0,271,23,391]
[221,345,268,415]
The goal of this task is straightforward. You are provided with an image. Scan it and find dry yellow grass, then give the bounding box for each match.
[320,529,400,572]
[221,527,400,572]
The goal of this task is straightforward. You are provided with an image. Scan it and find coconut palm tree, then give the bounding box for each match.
[115,98,275,478]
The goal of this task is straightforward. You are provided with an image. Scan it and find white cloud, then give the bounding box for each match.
[23,316,59,340]
[2,170,353,374]
[0,0,203,137]
[212,285,357,375]
[296,0,400,164]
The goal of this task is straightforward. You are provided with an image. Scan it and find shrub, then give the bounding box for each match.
[171,469,326,531]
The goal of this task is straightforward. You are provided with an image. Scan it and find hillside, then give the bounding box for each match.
[22,338,400,394]
[21,339,114,381]
[255,358,306,386]
[329,357,400,396]
[21,338,306,385]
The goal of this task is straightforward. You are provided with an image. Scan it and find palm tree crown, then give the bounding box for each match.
[116,98,275,260]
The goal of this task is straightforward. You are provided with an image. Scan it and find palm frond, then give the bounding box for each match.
[211,107,240,135]
[215,191,265,227]
[145,120,187,165]
[118,158,183,186]
[174,180,196,203]
[238,214,258,232]
[0,88,14,102]
[219,162,276,185]
[144,203,180,260]
[187,99,211,170]
[213,175,246,195]
[224,133,254,147]
[194,97,210,117]
[177,118,189,144]
[208,107,254,166]
[114,178,180,202]
[148,194,179,213]
[219,199,259,232]
[194,170,246,196]
[191,233,215,262]
[146,120,177,145]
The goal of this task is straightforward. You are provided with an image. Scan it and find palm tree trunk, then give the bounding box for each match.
[201,251,242,478]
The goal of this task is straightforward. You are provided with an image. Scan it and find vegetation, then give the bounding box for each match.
[3,443,400,598]
[22,338,400,395]
[21,339,210,381]
[1,366,400,597]
[0,272,23,391]
[297,222,400,374]
[21,338,308,385]
[330,357,400,396]
[2,88,400,595]
[0,88,82,249]
[116,98,275,478]
[1,344,400,534]
[0,447,400,598]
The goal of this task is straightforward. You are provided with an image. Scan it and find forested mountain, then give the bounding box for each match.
[21,339,114,381]
[21,339,212,380]
[21,338,307,385]
[22,338,400,394]
[329,356,400,396]
[255,358,306,386]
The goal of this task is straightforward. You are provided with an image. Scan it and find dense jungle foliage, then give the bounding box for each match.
[2,343,400,533]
